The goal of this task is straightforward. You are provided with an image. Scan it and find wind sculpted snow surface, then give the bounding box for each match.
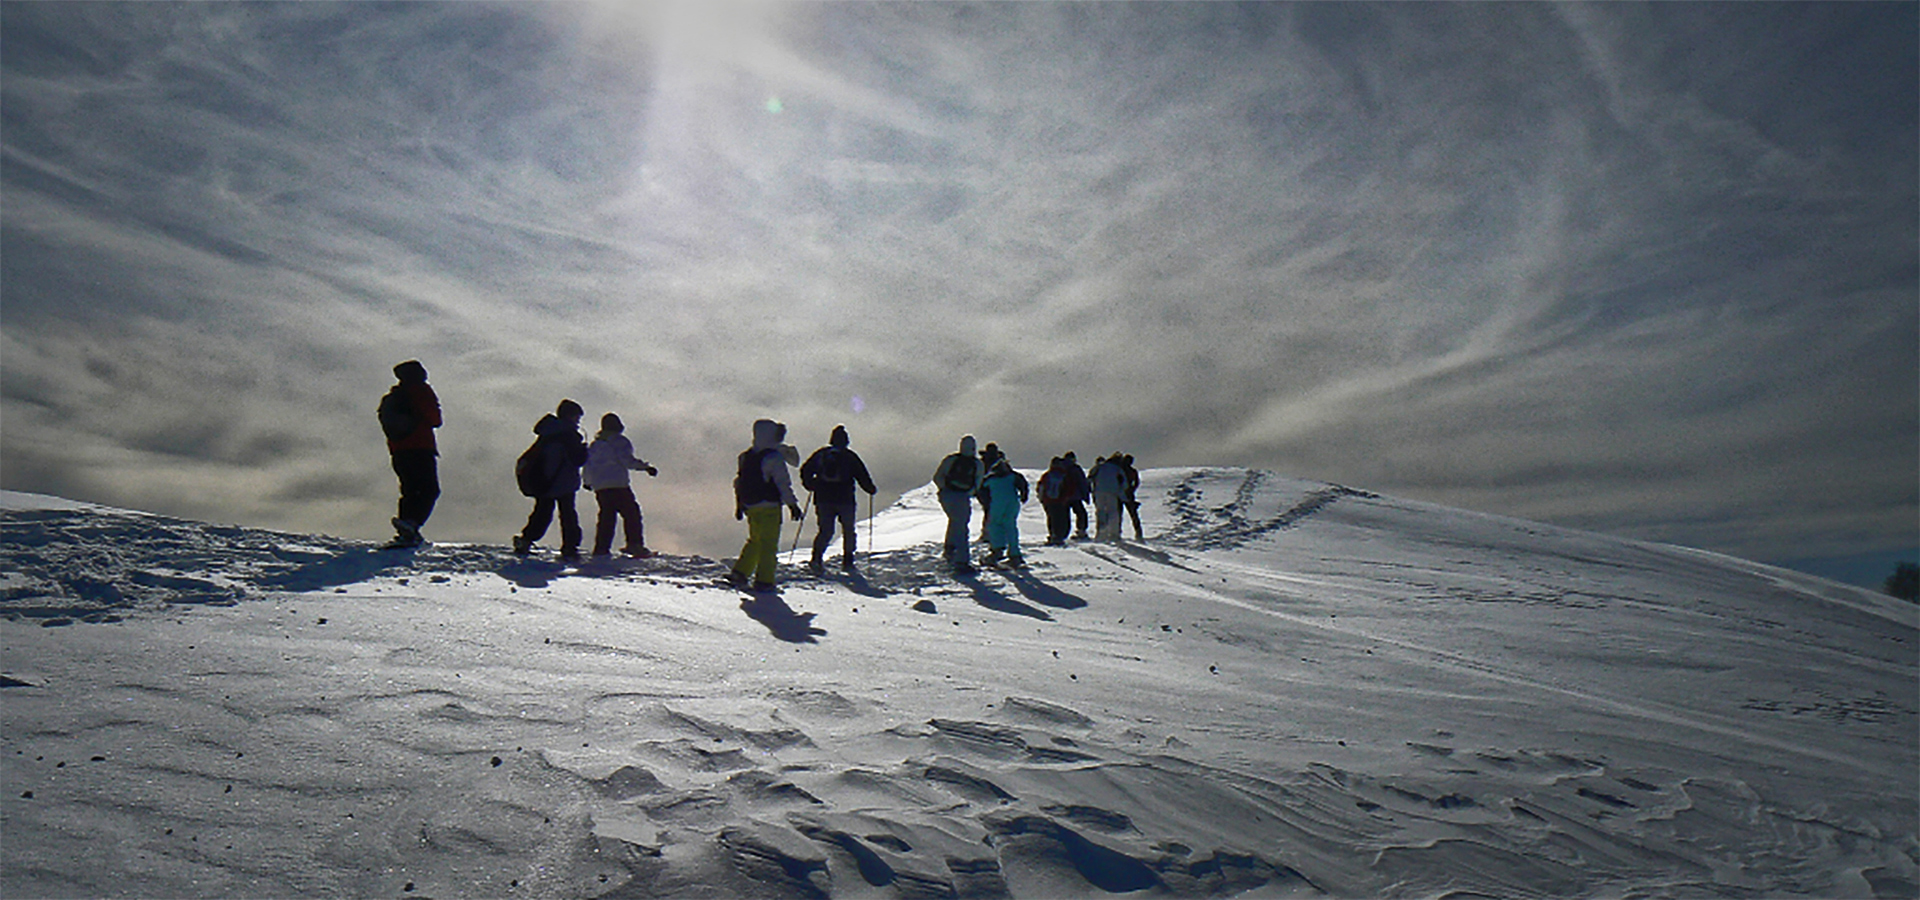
[2,470,1915,898]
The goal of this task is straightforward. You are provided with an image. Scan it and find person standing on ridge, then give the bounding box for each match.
[981,455,1029,567]
[933,435,983,572]
[1037,455,1077,547]
[1059,449,1090,541]
[513,399,589,562]
[583,412,658,559]
[975,441,1005,543]
[379,360,441,549]
[1120,453,1144,541]
[800,424,878,574]
[1063,451,1091,541]
[1089,452,1129,543]
[729,419,804,591]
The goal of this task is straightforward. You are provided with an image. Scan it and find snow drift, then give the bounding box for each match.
[2,469,1914,898]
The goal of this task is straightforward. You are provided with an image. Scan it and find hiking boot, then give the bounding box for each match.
[807,558,825,576]
[559,549,582,564]
[840,557,856,572]
[512,535,532,556]
[623,546,653,559]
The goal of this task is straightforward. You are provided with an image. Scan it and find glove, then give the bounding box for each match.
[735,504,745,521]
[788,503,805,522]
[646,466,659,477]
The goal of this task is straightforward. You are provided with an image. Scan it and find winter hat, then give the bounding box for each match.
[557,399,584,420]
[393,360,428,383]
[601,413,624,434]
[830,425,850,447]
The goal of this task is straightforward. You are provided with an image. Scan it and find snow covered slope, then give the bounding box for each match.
[2,470,1914,898]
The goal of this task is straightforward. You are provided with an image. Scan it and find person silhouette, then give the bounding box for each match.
[729,419,804,591]
[800,425,877,573]
[379,360,441,549]
[513,399,589,562]
[583,412,658,558]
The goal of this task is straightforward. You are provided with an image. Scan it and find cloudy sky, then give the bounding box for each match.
[3,2,1914,581]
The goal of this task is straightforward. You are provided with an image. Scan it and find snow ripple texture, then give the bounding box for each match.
[2,475,1916,898]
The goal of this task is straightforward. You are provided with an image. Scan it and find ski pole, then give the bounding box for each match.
[867,490,874,567]
[787,492,812,561]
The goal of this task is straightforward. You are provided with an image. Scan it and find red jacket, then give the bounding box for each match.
[386,382,442,453]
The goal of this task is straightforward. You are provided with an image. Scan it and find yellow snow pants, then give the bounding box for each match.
[734,505,784,587]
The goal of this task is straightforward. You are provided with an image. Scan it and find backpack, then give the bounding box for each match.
[734,448,782,508]
[377,385,416,441]
[940,454,978,493]
[1039,468,1067,502]
[515,438,549,497]
[813,448,852,487]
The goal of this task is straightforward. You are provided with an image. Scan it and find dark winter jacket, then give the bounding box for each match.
[529,414,588,498]
[800,445,876,506]
[385,382,442,454]
[1062,461,1090,504]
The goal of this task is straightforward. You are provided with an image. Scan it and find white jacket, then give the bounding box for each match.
[583,432,651,491]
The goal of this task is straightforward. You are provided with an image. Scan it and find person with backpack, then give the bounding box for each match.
[981,455,1029,567]
[513,399,589,561]
[975,441,1005,543]
[1089,452,1129,542]
[729,419,804,591]
[932,435,983,571]
[800,424,877,574]
[583,412,658,559]
[1120,453,1144,541]
[1037,456,1077,546]
[379,360,442,549]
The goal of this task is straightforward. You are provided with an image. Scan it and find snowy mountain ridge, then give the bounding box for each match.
[3,469,1915,898]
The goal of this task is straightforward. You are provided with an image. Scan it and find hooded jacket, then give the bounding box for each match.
[982,459,1029,512]
[529,414,588,498]
[384,365,441,454]
[584,431,651,491]
[1089,456,1129,496]
[736,419,800,511]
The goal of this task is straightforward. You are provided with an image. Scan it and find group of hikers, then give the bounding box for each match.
[377,360,1142,592]
[931,436,1144,574]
